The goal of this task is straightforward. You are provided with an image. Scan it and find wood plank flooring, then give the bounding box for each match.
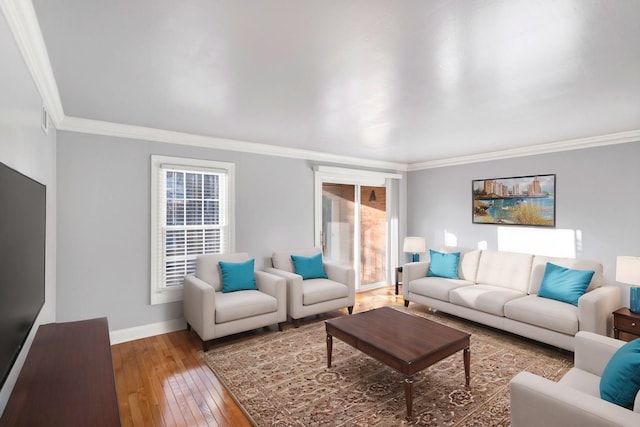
[112,285,408,426]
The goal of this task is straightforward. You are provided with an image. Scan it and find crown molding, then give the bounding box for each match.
[1,0,64,127]
[408,129,640,171]
[59,115,408,171]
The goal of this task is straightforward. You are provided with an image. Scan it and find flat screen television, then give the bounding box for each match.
[0,162,46,389]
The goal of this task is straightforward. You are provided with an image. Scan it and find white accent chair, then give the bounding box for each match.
[183,252,286,350]
[509,331,640,427]
[265,248,355,327]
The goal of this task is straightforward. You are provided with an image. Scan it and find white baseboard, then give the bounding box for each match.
[109,318,187,345]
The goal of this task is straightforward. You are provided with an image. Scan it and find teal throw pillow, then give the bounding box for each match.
[427,250,460,279]
[537,262,594,306]
[218,258,257,293]
[600,338,640,408]
[291,253,328,280]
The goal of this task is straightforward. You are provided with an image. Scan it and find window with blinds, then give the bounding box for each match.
[151,156,235,304]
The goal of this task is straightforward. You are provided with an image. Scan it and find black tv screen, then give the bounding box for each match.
[0,162,46,389]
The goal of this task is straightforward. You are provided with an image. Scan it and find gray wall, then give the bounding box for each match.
[407,141,640,305]
[56,132,368,330]
[0,16,57,411]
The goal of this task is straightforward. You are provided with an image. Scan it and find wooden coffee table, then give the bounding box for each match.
[325,306,470,418]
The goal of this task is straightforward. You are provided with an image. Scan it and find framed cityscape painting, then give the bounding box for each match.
[472,174,556,227]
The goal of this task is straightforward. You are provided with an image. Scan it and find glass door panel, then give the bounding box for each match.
[360,186,387,286]
[321,183,355,267]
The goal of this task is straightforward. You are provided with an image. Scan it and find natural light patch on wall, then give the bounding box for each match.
[497,227,578,258]
[444,229,458,247]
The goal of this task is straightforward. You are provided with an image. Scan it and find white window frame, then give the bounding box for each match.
[150,155,235,305]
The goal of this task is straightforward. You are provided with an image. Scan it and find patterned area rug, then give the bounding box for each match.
[202,306,572,426]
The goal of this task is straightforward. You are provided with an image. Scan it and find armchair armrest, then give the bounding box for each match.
[255,270,287,323]
[510,371,640,427]
[323,261,355,287]
[402,261,429,300]
[264,267,304,317]
[578,286,621,336]
[324,262,356,305]
[183,274,216,340]
[574,331,626,377]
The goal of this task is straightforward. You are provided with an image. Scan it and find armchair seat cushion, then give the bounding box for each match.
[302,279,348,306]
[504,295,579,335]
[408,277,474,302]
[449,284,526,317]
[215,290,278,324]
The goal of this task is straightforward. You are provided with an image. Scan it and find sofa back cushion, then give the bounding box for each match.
[196,252,250,292]
[528,256,604,295]
[436,246,481,282]
[272,248,322,273]
[475,250,533,292]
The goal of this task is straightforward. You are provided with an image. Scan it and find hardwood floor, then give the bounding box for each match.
[112,285,407,426]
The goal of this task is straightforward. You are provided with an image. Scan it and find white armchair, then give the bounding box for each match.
[265,248,355,327]
[510,331,640,427]
[183,252,286,350]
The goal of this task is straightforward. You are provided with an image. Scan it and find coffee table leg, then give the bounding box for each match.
[463,347,470,386]
[404,375,414,418]
[326,334,333,368]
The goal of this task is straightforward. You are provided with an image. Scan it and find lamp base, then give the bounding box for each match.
[411,253,419,262]
[631,287,640,313]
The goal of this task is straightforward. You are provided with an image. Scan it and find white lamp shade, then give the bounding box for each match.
[403,236,426,254]
[616,256,640,285]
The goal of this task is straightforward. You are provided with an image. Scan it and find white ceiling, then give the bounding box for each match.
[23,0,640,167]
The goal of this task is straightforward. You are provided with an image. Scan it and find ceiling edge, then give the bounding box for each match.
[407,130,640,171]
[1,0,64,127]
[59,115,409,171]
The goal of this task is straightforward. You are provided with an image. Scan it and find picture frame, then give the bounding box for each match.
[472,174,556,227]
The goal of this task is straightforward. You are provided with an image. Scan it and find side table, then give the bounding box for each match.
[613,307,640,341]
[395,266,402,295]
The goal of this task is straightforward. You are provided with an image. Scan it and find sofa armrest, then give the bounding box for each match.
[574,331,626,377]
[510,371,640,427]
[402,261,430,300]
[254,270,287,322]
[578,286,621,336]
[183,274,216,340]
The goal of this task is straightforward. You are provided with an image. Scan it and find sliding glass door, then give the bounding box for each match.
[314,167,399,290]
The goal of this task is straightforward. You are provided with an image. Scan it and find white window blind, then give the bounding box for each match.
[151,156,234,304]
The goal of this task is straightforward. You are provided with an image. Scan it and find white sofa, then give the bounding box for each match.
[510,331,640,426]
[403,248,621,351]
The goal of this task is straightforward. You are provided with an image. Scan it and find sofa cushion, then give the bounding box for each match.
[272,248,321,273]
[600,338,640,408]
[449,284,526,317]
[529,255,604,295]
[219,258,258,293]
[302,279,348,305]
[475,250,533,293]
[504,294,579,335]
[537,263,595,306]
[215,290,277,323]
[428,250,460,279]
[409,277,474,302]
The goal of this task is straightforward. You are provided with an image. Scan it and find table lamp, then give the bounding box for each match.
[616,255,640,313]
[403,236,426,262]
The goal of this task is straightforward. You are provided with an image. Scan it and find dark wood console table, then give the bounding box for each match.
[0,317,121,426]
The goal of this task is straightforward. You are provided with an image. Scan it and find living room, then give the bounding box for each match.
[1,0,639,425]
